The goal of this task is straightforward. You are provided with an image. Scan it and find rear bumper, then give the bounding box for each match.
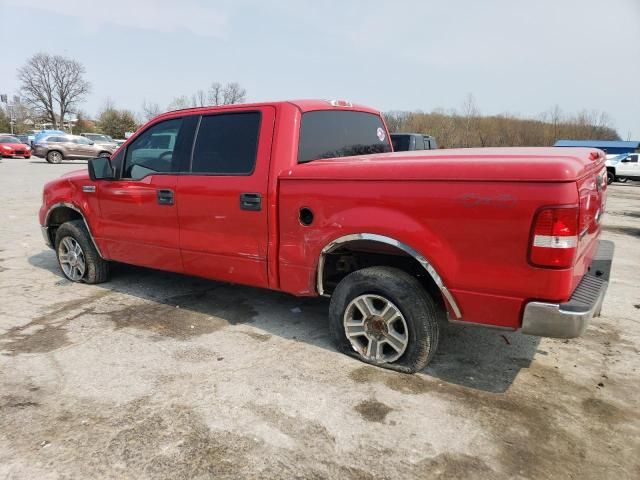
[521,240,614,338]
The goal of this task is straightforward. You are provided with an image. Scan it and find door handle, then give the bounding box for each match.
[157,189,174,205]
[240,192,262,211]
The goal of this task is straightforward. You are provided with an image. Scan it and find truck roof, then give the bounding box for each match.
[160,99,380,118]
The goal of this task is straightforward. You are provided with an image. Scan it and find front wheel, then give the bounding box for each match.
[607,171,615,185]
[55,220,110,284]
[98,151,110,158]
[329,266,441,373]
[47,150,63,164]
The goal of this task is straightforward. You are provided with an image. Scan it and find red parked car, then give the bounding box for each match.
[39,99,614,373]
[0,135,31,158]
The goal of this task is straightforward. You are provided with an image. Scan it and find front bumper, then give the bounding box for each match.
[521,240,614,338]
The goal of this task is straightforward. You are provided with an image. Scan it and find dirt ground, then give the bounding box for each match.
[0,157,638,479]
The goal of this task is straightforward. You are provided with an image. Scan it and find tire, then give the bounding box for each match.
[618,177,628,183]
[98,151,110,158]
[55,220,109,284]
[47,150,63,164]
[329,266,441,373]
[607,171,615,185]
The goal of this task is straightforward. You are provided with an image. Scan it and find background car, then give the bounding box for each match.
[80,133,119,149]
[0,135,32,158]
[391,133,438,151]
[32,134,117,163]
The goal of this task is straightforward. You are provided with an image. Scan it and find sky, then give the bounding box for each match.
[1,0,639,138]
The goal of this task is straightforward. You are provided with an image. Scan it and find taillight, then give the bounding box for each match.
[530,206,579,268]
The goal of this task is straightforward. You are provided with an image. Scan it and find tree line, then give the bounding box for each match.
[383,95,620,148]
[3,53,622,145]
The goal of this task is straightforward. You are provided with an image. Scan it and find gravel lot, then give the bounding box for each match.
[1,156,639,479]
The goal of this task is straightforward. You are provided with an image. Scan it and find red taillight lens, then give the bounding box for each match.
[530,206,578,268]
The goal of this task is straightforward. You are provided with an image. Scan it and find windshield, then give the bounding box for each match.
[0,136,20,143]
[298,110,391,163]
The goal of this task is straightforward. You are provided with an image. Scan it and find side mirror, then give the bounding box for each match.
[88,156,115,181]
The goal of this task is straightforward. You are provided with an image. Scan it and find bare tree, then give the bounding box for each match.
[17,53,90,129]
[141,100,162,121]
[17,53,57,127]
[207,82,224,106]
[51,55,90,128]
[222,82,246,105]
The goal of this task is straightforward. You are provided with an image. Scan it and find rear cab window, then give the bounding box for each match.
[298,110,391,163]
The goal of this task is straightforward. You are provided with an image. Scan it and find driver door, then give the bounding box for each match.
[96,116,195,272]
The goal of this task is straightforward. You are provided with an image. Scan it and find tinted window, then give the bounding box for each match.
[123,118,183,179]
[391,134,411,151]
[414,135,424,150]
[74,137,91,144]
[0,136,19,143]
[191,112,260,174]
[298,111,391,163]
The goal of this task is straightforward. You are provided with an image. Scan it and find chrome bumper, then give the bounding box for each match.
[41,226,53,248]
[521,240,614,339]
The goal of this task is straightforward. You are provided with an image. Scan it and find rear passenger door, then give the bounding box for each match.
[176,107,275,288]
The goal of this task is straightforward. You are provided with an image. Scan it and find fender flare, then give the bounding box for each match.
[43,202,104,258]
[316,233,462,319]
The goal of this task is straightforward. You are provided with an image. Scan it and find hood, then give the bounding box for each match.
[285,147,605,183]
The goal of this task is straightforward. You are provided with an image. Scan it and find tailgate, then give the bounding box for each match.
[573,153,607,290]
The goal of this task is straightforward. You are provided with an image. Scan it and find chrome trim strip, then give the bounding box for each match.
[44,202,104,258]
[82,185,96,193]
[316,233,462,319]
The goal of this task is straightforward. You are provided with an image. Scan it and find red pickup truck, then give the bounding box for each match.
[39,99,614,373]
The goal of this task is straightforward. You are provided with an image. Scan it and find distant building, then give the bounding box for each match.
[554,140,640,155]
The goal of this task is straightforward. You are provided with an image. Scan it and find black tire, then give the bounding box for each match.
[98,151,110,158]
[47,150,63,164]
[329,266,441,373]
[607,171,615,185]
[618,177,628,183]
[55,220,110,284]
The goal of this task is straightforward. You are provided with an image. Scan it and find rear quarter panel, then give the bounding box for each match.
[278,179,580,328]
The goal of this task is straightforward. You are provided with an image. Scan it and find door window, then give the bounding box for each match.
[191,112,261,174]
[123,118,183,179]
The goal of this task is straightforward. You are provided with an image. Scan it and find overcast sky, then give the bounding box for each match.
[1,0,639,138]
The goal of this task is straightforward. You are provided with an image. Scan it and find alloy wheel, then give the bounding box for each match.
[343,294,409,363]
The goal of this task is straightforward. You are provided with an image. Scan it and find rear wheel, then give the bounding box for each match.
[329,266,441,373]
[47,150,63,164]
[55,220,109,284]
